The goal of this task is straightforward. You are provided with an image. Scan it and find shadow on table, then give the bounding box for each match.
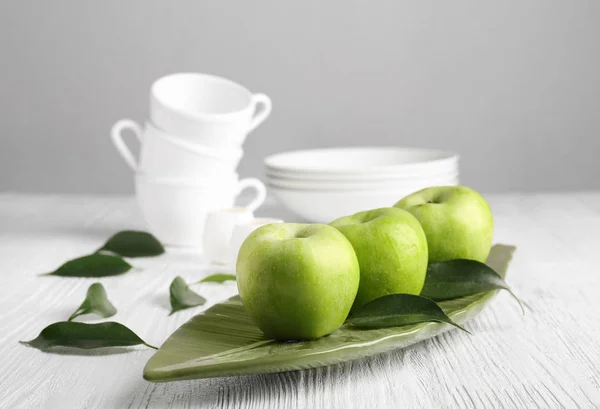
[21,345,139,357]
[149,293,171,313]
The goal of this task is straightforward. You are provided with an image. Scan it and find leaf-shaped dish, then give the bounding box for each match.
[144,244,515,382]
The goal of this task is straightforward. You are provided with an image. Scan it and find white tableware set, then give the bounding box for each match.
[111,73,272,247]
[265,147,459,223]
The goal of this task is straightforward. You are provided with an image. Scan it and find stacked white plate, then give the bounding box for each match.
[265,147,459,223]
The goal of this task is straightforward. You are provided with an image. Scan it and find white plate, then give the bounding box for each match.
[265,147,458,175]
[269,179,459,223]
[267,174,459,191]
[265,168,458,181]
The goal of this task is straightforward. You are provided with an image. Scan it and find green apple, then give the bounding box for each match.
[329,207,428,310]
[394,185,493,263]
[236,223,360,341]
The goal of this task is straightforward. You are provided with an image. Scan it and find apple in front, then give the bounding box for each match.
[394,185,493,263]
[330,207,428,310]
[236,223,360,341]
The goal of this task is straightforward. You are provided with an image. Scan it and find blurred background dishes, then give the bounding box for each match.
[150,73,272,146]
[202,207,255,265]
[135,173,266,247]
[265,147,459,223]
[265,147,457,178]
[111,120,243,178]
[110,72,272,248]
[266,172,459,191]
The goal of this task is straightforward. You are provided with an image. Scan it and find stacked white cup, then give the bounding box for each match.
[111,73,272,248]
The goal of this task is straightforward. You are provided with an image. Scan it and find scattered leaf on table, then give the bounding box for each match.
[421,258,523,313]
[20,321,156,350]
[170,276,206,316]
[196,273,236,284]
[347,293,470,334]
[45,254,132,277]
[68,283,117,321]
[98,230,165,258]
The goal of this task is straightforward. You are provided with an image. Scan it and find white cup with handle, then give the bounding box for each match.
[228,218,284,268]
[150,73,272,148]
[135,174,267,247]
[111,119,243,178]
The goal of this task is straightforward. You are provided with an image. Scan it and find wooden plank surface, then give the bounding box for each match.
[0,192,599,408]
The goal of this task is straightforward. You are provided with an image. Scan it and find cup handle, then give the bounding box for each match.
[247,93,272,134]
[110,119,143,170]
[235,178,267,212]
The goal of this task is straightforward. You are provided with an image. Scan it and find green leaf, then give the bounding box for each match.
[20,321,156,350]
[45,254,132,277]
[421,258,523,313]
[348,293,470,333]
[98,230,165,258]
[196,273,237,284]
[170,276,206,316]
[68,283,117,322]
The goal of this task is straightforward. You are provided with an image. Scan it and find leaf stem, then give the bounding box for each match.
[67,308,87,322]
[507,290,525,316]
[445,321,472,335]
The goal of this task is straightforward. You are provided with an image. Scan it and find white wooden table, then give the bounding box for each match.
[1,192,599,409]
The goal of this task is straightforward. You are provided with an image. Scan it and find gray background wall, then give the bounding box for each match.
[0,1,598,194]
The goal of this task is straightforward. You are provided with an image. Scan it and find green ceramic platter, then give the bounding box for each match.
[144,244,515,382]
